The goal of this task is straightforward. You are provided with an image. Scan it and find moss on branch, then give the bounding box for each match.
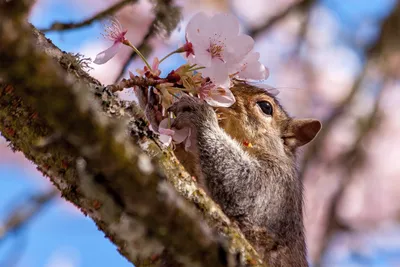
[0,7,265,267]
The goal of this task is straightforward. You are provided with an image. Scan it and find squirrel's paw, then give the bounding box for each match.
[135,86,163,132]
[168,96,217,129]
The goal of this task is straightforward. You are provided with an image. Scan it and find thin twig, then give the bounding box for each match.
[292,2,313,55]
[107,75,165,92]
[40,0,136,33]
[0,189,58,243]
[0,232,27,267]
[115,0,181,82]
[313,78,388,267]
[299,61,370,180]
[115,19,158,82]
[299,1,399,180]
[248,0,315,38]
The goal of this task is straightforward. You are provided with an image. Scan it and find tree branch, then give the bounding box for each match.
[0,3,265,267]
[299,1,400,180]
[115,0,181,82]
[312,78,388,267]
[40,0,136,33]
[248,0,315,38]
[304,4,400,264]
[0,189,58,242]
[116,18,157,82]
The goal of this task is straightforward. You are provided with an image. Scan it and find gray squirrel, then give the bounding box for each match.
[140,81,321,266]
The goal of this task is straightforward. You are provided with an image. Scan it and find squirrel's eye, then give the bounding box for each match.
[257,101,273,116]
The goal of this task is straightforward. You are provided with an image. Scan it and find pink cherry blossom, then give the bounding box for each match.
[158,118,192,149]
[93,19,127,65]
[158,127,174,146]
[198,83,236,107]
[185,12,254,86]
[137,57,161,77]
[182,41,194,58]
[232,52,269,80]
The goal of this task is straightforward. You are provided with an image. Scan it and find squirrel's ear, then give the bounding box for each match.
[283,119,322,148]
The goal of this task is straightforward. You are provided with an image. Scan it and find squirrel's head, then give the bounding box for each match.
[216,81,322,159]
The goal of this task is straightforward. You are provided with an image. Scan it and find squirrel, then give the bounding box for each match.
[139,80,321,266]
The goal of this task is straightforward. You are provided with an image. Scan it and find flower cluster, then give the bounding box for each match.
[93,13,269,149]
[185,13,268,90]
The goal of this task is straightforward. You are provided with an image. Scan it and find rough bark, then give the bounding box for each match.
[0,2,266,267]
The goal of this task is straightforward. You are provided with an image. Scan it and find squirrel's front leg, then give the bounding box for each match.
[169,96,262,218]
[134,86,163,132]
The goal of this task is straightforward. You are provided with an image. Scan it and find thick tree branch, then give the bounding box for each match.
[0,3,265,267]
[40,0,136,33]
[1,14,228,267]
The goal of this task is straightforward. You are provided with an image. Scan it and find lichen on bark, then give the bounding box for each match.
[0,5,266,266]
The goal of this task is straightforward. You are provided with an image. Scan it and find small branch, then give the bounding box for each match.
[292,3,313,55]
[0,189,57,267]
[115,0,181,82]
[107,76,166,92]
[248,0,315,38]
[299,61,370,180]
[299,1,400,180]
[0,189,58,242]
[40,0,136,33]
[313,78,388,267]
[116,20,158,82]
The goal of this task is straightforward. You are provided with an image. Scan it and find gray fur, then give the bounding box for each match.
[170,96,308,267]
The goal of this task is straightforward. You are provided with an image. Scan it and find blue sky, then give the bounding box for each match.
[1,0,400,266]
[0,163,131,267]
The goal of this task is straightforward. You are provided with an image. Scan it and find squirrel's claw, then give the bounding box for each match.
[135,86,163,132]
[169,96,217,130]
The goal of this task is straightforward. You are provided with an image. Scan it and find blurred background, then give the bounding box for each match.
[1,0,400,266]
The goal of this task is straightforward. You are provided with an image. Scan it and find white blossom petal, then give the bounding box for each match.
[186,12,210,40]
[233,52,269,80]
[172,127,190,144]
[93,42,122,64]
[201,62,230,86]
[159,128,175,136]
[158,119,175,146]
[193,47,212,67]
[159,118,171,129]
[209,13,240,38]
[159,134,172,146]
[205,87,236,107]
[184,128,193,151]
[225,35,254,63]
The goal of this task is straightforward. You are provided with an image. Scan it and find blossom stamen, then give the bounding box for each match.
[207,42,224,61]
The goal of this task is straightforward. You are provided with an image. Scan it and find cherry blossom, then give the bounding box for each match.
[185,12,254,86]
[198,82,236,107]
[231,52,269,80]
[93,19,127,65]
[137,57,161,78]
[182,41,194,58]
[158,126,175,146]
[158,118,192,150]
